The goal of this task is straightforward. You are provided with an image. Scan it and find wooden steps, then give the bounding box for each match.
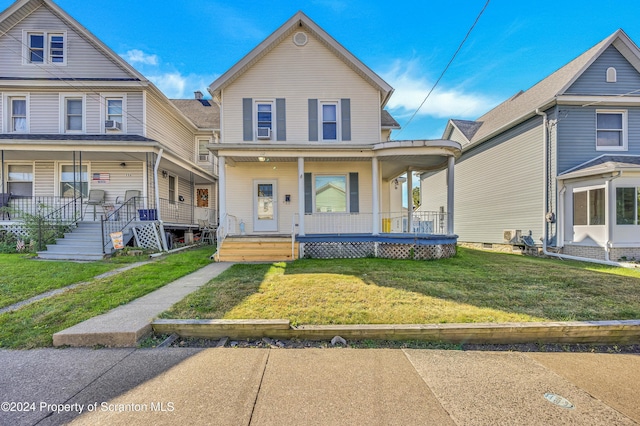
[216,236,299,262]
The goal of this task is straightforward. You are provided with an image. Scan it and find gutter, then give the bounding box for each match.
[535,108,625,267]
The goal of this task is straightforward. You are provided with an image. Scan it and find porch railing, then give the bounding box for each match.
[157,198,217,226]
[216,214,237,251]
[293,211,450,235]
[101,196,143,253]
[2,196,82,221]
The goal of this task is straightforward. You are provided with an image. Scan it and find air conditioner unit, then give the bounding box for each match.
[105,120,122,131]
[503,229,522,244]
[257,127,271,139]
[199,154,210,162]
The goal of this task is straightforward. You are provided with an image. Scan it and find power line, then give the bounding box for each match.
[397,0,490,135]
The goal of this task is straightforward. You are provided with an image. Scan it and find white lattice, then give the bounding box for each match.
[0,224,29,239]
[133,223,162,251]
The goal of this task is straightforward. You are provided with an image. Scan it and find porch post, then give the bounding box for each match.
[407,171,413,233]
[219,156,226,223]
[372,158,380,235]
[298,157,305,236]
[447,156,455,235]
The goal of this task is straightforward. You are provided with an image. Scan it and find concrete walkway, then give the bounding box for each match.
[52,262,234,347]
[0,347,638,425]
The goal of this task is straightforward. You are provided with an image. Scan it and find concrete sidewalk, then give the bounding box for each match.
[0,347,638,425]
[52,262,234,347]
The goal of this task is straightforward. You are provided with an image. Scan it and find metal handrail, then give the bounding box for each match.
[101,196,142,253]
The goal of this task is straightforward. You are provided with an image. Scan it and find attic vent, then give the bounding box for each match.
[606,67,617,83]
[293,32,308,46]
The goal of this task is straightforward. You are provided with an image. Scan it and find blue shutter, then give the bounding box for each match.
[341,99,351,141]
[276,98,286,141]
[304,172,313,214]
[308,99,318,141]
[242,98,253,141]
[349,172,359,213]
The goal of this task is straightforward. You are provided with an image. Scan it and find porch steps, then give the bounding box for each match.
[37,221,106,261]
[216,236,299,262]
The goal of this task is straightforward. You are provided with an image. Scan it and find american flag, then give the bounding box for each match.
[16,240,25,252]
[93,173,110,181]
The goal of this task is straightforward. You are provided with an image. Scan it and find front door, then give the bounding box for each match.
[254,180,277,232]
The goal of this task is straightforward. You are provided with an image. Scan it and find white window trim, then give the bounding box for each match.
[313,173,349,213]
[59,94,86,133]
[254,100,275,141]
[196,137,212,163]
[22,30,67,66]
[5,162,34,197]
[100,93,127,133]
[573,185,606,227]
[56,162,90,197]
[596,109,627,151]
[2,93,30,133]
[319,100,341,141]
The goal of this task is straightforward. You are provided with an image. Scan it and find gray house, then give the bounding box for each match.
[421,29,640,263]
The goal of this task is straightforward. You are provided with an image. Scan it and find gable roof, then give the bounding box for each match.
[0,0,147,82]
[454,29,640,148]
[381,110,400,129]
[208,11,394,107]
[171,99,220,129]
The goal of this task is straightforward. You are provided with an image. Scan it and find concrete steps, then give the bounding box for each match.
[217,236,299,262]
[37,221,106,261]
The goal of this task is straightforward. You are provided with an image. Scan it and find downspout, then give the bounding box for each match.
[153,149,168,251]
[536,108,625,267]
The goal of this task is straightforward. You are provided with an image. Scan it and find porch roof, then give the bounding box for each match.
[211,139,461,179]
[0,134,157,142]
[558,155,640,180]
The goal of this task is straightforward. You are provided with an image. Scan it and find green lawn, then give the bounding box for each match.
[0,247,213,349]
[0,254,142,309]
[162,248,640,326]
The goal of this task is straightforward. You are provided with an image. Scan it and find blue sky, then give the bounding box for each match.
[4,0,640,140]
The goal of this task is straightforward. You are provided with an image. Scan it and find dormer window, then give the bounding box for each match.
[24,31,66,65]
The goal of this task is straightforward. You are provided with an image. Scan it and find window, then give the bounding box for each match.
[60,165,88,197]
[25,31,65,65]
[573,188,605,226]
[7,165,33,197]
[10,97,27,132]
[315,175,347,213]
[168,175,176,205]
[616,187,640,225]
[106,98,123,125]
[596,110,626,150]
[65,98,83,132]
[197,139,210,162]
[321,102,338,140]
[256,102,273,139]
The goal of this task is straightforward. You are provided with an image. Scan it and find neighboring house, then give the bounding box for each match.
[421,29,640,263]
[0,0,218,259]
[209,12,461,261]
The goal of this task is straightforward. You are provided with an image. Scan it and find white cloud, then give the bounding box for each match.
[147,72,218,99]
[380,59,498,119]
[123,49,158,66]
[120,49,217,99]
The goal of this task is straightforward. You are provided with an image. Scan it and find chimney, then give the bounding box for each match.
[194,91,204,100]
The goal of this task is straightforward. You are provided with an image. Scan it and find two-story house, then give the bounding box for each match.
[421,29,640,263]
[0,0,219,259]
[209,12,461,261]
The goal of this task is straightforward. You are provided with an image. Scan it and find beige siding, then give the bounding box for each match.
[29,93,58,133]
[127,92,144,135]
[449,126,470,146]
[225,161,372,234]
[146,93,195,160]
[85,93,100,134]
[34,161,55,196]
[88,162,144,204]
[0,6,133,79]
[222,30,381,144]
